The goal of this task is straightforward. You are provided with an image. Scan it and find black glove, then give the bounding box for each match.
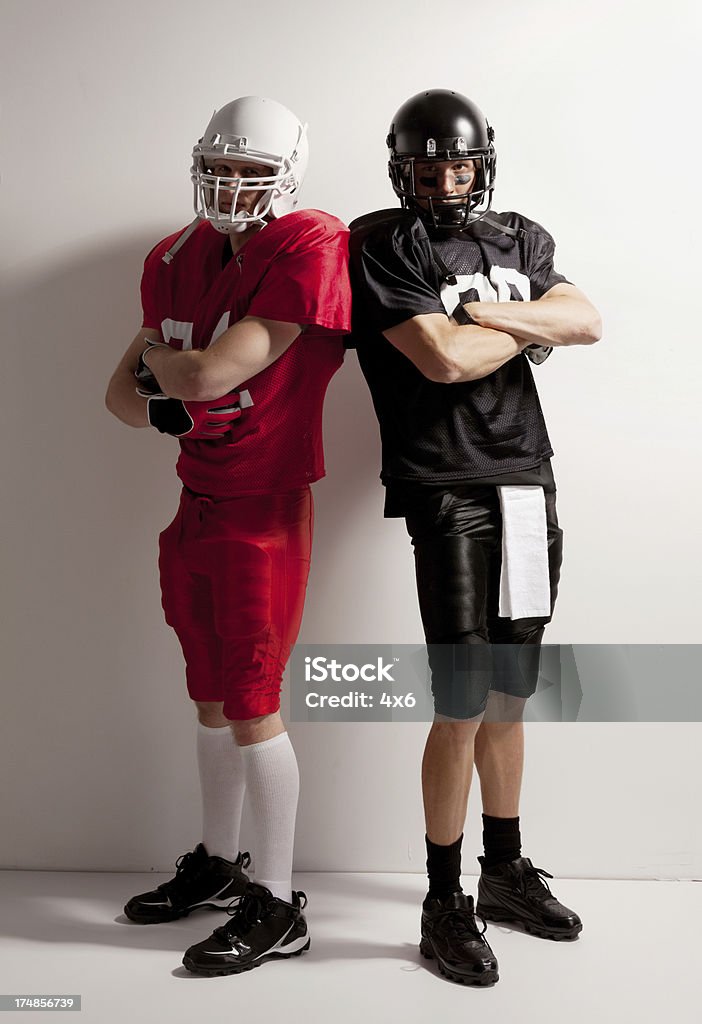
[145,389,254,439]
[134,338,171,397]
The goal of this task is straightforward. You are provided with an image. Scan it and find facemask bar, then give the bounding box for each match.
[191,124,306,229]
[194,166,288,226]
[389,149,497,229]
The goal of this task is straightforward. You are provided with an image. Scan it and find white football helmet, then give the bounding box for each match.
[191,96,309,233]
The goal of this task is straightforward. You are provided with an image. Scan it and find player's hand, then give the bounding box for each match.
[134,338,170,397]
[145,389,254,439]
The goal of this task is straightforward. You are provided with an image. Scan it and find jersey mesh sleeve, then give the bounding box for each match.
[246,230,351,335]
[524,220,571,363]
[528,226,570,300]
[140,243,166,330]
[350,217,447,333]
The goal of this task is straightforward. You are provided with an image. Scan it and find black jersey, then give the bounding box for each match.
[349,209,570,488]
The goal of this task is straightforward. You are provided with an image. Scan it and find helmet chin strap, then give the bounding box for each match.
[162,217,201,264]
[418,196,470,229]
[161,211,259,263]
[438,201,468,223]
[162,181,276,263]
[213,188,277,233]
[212,206,265,234]
[219,218,251,234]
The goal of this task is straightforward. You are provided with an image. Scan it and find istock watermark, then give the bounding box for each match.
[289,645,702,723]
[304,656,398,684]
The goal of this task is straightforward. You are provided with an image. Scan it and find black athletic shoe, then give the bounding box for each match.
[476,856,582,940]
[124,844,251,924]
[420,890,499,986]
[182,883,310,976]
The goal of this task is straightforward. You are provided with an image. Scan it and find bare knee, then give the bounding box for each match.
[482,692,527,723]
[194,701,229,728]
[428,716,483,747]
[231,711,284,747]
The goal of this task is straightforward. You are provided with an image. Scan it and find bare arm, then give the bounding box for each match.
[143,316,302,401]
[383,314,530,384]
[464,283,602,347]
[105,328,161,428]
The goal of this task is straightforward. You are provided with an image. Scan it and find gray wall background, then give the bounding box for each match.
[1,0,700,878]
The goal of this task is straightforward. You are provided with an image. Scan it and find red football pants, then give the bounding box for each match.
[158,486,313,720]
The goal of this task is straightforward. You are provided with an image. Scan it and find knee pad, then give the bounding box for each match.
[490,626,545,700]
[427,633,493,721]
[414,534,492,640]
[210,540,273,639]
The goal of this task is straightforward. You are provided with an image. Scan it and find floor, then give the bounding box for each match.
[0,871,698,1023]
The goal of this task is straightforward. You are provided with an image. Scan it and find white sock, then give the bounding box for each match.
[196,722,246,863]
[239,732,299,903]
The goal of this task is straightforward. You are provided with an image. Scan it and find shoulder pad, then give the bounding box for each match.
[349,208,428,252]
[264,208,348,242]
[349,208,415,233]
[300,208,349,233]
[472,210,553,241]
[246,209,349,261]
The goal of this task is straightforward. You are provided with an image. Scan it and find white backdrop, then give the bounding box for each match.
[1,0,700,878]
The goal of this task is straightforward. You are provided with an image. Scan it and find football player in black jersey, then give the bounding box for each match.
[349,89,602,986]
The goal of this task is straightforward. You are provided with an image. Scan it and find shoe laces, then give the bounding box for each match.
[214,891,271,942]
[436,901,488,942]
[512,862,554,901]
[215,888,307,942]
[157,848,206,898]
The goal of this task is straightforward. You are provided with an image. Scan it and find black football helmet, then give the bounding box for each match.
[387,89,496,230]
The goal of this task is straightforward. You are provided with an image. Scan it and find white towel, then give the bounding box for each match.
[498,486,550,620]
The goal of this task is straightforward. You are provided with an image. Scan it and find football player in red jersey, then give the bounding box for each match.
[349,89,602,986]
[105,96,351,976]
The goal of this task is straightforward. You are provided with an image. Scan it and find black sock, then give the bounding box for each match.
[481,814,521,869]
[426,834,463,899]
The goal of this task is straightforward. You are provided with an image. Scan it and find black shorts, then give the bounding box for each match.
[401,481,564,719]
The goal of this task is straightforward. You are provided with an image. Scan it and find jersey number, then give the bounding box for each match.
[160,312,230,349]
[440,268,532,323]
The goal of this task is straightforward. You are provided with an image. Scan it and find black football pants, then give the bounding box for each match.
[404,485,563,719]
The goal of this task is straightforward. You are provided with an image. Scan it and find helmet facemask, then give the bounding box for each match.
[386,90,497,231]
[389,147,496,230]
[190,98,308,233]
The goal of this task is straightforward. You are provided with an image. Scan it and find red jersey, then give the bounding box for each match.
[140,210,351,496]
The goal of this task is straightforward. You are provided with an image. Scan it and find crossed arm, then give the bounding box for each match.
[383,283,602,384]
[142,316,301,401]
[105,316,301,427]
